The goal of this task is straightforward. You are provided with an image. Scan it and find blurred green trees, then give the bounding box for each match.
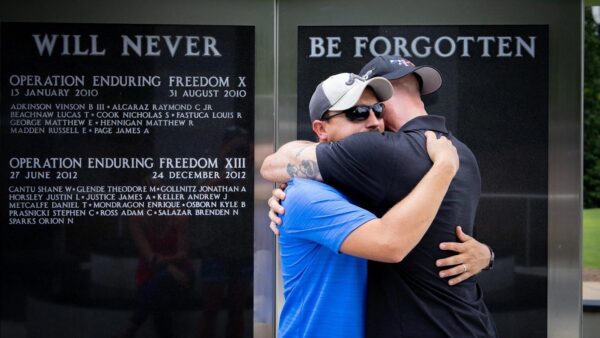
[585,7,600,208]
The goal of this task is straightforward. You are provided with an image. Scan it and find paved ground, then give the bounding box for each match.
[584,267,600,281]
[584,268,600,300]
[584,282,600,300]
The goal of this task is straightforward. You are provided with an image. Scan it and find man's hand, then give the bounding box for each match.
[436,226,492,286]
[267,183,287,235]
[424,131,459,174]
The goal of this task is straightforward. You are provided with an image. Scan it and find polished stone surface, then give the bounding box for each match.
[297,24,550,337]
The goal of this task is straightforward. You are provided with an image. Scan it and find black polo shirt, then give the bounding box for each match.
[316,115,497,338]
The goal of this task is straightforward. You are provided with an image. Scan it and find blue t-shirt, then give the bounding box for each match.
[278,178,376,338]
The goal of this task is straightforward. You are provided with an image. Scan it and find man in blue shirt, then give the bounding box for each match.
[262,57,497,337]
[263,72,460,337]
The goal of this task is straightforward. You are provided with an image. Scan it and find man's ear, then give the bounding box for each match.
[312,120,329,142]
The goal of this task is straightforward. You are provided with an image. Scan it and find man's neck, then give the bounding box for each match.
[404,105,428,120]
[389,109,426,132]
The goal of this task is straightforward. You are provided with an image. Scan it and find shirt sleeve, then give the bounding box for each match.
[281,179,376,253]
[316,132,396,206]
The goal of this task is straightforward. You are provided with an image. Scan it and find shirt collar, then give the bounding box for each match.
[399,115,448,134]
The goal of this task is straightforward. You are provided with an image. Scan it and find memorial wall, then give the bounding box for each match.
[0,1,583,338]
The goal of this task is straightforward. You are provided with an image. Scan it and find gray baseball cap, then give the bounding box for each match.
[309,73,393,122]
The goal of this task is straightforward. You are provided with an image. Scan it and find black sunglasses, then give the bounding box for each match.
[321,102,385,121]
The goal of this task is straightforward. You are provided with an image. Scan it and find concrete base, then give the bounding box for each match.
[583,282,600,338]
[583,310,600,338]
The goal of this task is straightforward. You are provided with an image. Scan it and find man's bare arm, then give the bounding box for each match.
[340,132,458,263]
[268,190,494,282]
[260,141,322,183]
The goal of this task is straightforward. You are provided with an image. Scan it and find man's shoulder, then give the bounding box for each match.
[284,178,347,206]
[281,178,373,235]
[445,134,478,161]
[318,131,405,154]
[345,130,403,143]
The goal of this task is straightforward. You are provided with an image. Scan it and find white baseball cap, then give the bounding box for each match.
[309,73,393,122]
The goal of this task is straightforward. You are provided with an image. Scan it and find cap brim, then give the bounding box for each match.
[366,77,394,101]
[413,66,442,95]
[329,77,393,111]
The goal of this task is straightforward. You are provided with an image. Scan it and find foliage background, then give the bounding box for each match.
[585,7,600,208]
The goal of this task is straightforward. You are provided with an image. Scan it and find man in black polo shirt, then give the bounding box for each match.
[262,56,497,337]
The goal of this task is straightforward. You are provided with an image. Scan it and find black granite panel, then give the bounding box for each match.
[298,25,548,337]
[1,22,255,337]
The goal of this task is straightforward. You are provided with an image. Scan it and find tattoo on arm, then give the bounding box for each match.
[286,160,320,179]
[282,144,320,179]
